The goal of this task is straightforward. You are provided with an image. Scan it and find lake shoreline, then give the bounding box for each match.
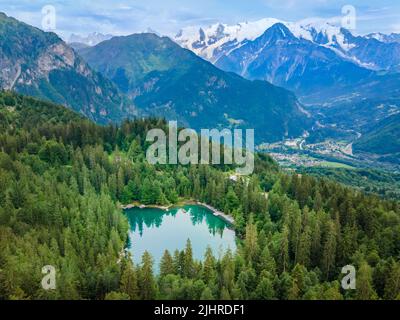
[195,202,235,225]
[121,200,235,226]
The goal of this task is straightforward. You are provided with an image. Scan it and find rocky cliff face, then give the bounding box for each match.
[0,12,135,123]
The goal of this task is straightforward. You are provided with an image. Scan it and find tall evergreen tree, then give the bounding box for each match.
[321,221,337,279]
[120,260,139,300]
[183,239,194,278]
[160,250,175,277]
[356,261,378,300]
[138,251,157,299]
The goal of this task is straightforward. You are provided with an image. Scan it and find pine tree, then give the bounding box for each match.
[278,226,290,273]
[277,272,292,300]
[138,251,157,299]
[160,250,175,277]
[254,275,275,299]
[313,190,323,212]
[384,261,400,300]
[290,264,308,297]
[116,166,125,200]
[202,247,216,286]
[183,239,194,278]
[297,226,311,268]
[220,286,231,300]
[120,261,139,300]
[173,249,183,276]
[258,246,276,276]
[321,282,343,300]
[321,221,337,279]
[244,219,259,266]
[289,205,302,262]
[200,287,214,300]
[127,139,142,162]
[221,250,235,295]
[288,280,300,300]
[226,187,239,212]
[310,215,322,266]
[356,261,378,300]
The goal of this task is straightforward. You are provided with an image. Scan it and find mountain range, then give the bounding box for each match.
[176,18,400,72]
[215,23,374,98]
[68,32,114,46]
[78,33,311,142]
[175,18,400,162]
[366,32,400,44]
[0,12,311,143]
[175,19,400,100]
[0,12,399,160]
[0,12,135,123]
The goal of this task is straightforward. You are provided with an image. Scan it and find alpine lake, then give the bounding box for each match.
[124,204,237,272]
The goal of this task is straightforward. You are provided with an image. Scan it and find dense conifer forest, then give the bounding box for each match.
[0,91,399,300]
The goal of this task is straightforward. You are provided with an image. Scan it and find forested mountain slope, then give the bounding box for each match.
[79,33,311,143]
[0,91,399,300]
[0,12,134,124]
[352,113,400,165]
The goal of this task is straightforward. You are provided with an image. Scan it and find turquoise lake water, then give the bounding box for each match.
[125,205,236,271]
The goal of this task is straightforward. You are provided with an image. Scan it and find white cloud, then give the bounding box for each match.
[1,0,399,38]
[392,24,400,33]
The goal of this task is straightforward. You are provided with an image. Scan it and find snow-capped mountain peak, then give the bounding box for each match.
[174,18,359,61]
[366,32,400,43]
[175,18,400,73]
[68,32,114,46]
[175,18,284,61]
[299,22,356,51]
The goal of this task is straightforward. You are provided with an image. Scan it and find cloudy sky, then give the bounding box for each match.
[1,0,400,39]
